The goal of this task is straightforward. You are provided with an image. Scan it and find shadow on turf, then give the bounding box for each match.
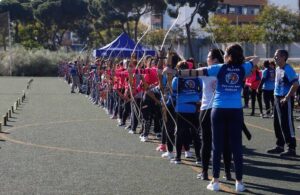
[244,147,300,162]
[221,181,299,195]
[241,147,300,194]
[245,181,300,195]
[0,131,10,134]
[3,124,13,127]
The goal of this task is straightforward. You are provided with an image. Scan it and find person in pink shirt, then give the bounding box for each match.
[245,64,263,116]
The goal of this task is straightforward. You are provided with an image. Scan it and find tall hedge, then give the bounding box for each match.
[0,46,78,76]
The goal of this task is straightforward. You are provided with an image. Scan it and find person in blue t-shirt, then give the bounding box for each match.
[171,61,202,165]
[70,61,81,93]
[266,50,298,157]
[258,60,275,117]
[197,48,233,182]
[172,44,259,192]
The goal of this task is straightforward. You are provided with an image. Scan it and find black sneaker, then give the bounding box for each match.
[280,149,296,157]
[170,159,181,164]
[197,172,208,180]
[266,146,284,154]
[118,123,125,127]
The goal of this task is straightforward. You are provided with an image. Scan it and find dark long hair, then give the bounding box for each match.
[170,52,181,69]
[226,44,244,66]
[210,48,224,63]
[263,60,270,68]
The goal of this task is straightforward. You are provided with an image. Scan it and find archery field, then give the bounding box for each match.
[0,77,299,194]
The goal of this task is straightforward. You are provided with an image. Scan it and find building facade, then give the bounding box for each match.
[215,0,267,24]
[143,0,300,30]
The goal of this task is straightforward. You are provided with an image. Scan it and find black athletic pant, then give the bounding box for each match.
[131,98,141,131]
[175,113,201,161]
[161,122,167,145]
[263,90,274,114]
[211,108,243,181]
[113,91,119,117]
[200,109,232,174]
[121,101,131,125]
[274,96,296,150]
[152,105,162,134]
[118,98,124,119]
[243,86,250,107]
[164,106,175,152]
[250,88,263,115]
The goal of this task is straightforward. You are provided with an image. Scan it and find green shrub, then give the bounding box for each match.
[0,46,79,76]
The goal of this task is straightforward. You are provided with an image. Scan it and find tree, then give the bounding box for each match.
[258,5,300,44]
[0,12,9,50]
[18,22,44,49]
[143,29,165,47]
[257,5,300,57]
[0,0,34,43]
[93,0,167,42]
[166,0,221,59]
[32,0,89,50]
[205,15,235,43]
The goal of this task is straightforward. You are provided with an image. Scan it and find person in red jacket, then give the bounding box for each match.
[245,64,263,116]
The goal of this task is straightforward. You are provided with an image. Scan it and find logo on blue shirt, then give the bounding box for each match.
[184,80,196,89]
[225,72,239,85]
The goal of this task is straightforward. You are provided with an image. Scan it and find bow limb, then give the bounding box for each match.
[160,11,181,51]
[106,39,122,62]
[125,25,151,121]
[157,12,181,133]
[132,25,151,61]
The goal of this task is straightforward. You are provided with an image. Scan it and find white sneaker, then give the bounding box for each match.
[140,136,148,142]
[110,115,117,119]
[161,152,174,159]
[235,181,245,192]
[170,159,181,164]
[139,134,144,139]
[207,181,220,191]
[185,151,193,158]
[128,130,135,134]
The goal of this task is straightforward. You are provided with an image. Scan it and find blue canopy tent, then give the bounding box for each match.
[93,32,156,58]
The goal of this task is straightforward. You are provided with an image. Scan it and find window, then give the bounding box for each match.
[246,6,260,15]
[229,7,236,14]
[228,6,242,14]
[152,23,161,29]
[216,4,227,14]
[242,7,248,15]
[236,6,242,15]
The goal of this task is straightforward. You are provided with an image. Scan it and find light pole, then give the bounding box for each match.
[8,11,12,76]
